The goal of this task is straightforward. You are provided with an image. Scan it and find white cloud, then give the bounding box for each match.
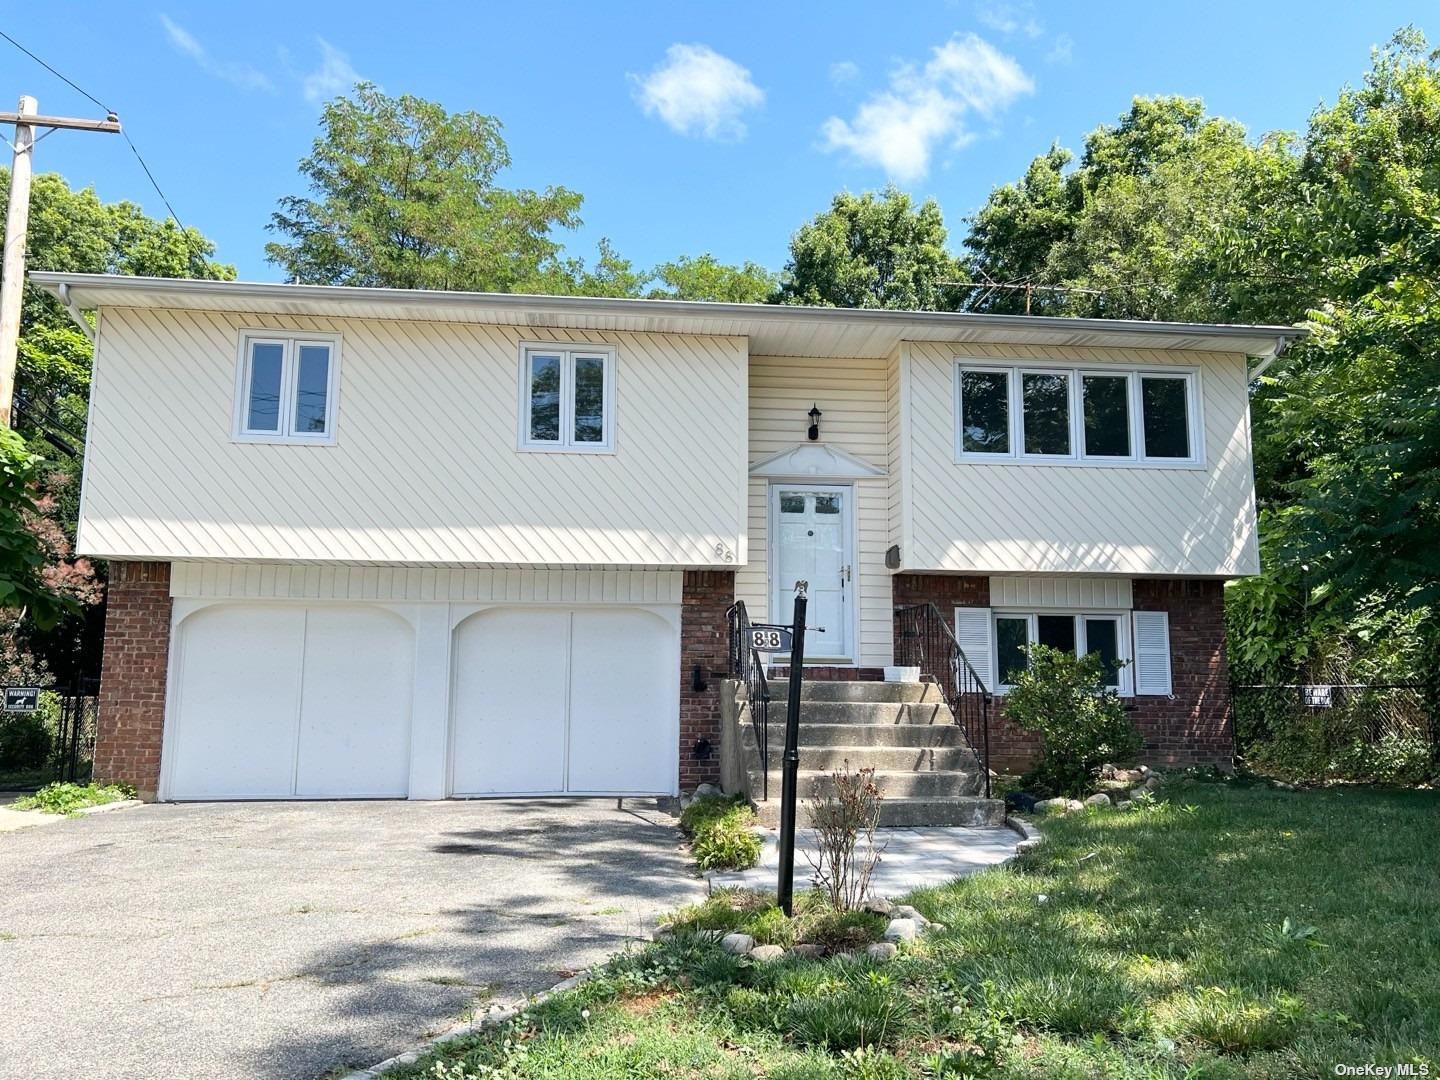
[159,14,273,92]
[974,1,1044,38]
[829,60,861,85]
[1047,33,1074,65]
[821,33,1033,182]
[632,44,764,140]
[302,38,361,105]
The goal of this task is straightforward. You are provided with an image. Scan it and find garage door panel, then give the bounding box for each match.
[567,610,674,794]
[295,608,414,797]
[451,609,569,795]
[169,606,305,798]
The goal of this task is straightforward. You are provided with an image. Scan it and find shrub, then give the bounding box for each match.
[805,762,885,910]
[1005,645,1143,797]
[0,714,52,770]
[680,794,762,871]
[14,781,135,815]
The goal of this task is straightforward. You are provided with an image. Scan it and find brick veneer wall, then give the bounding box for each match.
[679,570,735,791]
[891,573,1233,772]
[95,561,172,800]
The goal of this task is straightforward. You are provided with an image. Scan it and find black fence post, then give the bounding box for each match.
[776,584,807,918]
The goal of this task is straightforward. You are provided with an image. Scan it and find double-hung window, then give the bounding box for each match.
[955,361,1200,466]
[994,610,1131,693]
[519,344,615,452]
[234,332,340,443]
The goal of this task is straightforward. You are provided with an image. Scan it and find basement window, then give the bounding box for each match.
[234,332,340,444]
[993,610,1132,694]
[519,344,615,452]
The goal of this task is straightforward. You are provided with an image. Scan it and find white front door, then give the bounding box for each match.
[772,484,853,661]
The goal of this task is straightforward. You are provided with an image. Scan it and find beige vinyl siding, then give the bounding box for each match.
[169,562,682,603]
[899,341,1259,576]
[736,355,893,666]
[81,309,748,566]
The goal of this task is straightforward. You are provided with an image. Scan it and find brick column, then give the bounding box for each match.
[1129,579,1232,767]
[679,570,735,792]
[95,562,172,800]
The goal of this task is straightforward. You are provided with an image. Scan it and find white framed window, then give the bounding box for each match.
[518,343,616,453]
[233,331,340,444]
[992,609,1133,694]
[954,360,1202,467]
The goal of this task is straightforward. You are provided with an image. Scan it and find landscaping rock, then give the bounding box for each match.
[1035,797,1085,814]
[1084,793,1113,808]
[651,928,674,943]
[749,944,785,963]
[1099,763,1117,779]
[1143,775,1163,792]
[1113,768,1146,783]
[866,942,898,961]
[720,932,755,955]
[694,783,723,798]
[790,943,824,959]
[894,904,930,928]
[883,918,918,942]
[926,923,947,934]
[860,897,894,916]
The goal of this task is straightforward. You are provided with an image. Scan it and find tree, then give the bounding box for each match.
[267,83,589,292]
[648,254,776,303]
[962,97,1298,322]
[776,188,961,309]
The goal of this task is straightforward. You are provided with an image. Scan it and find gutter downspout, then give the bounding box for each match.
[1248,334,1291,383]
[56,283,96,343]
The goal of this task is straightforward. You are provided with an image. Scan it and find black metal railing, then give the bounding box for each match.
[894,602,993,797]
[727,600,774,799]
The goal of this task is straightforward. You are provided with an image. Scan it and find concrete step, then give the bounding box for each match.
[766,700,952,726]
[781,722,971,748]
[754,795,1006,828]
[748,768,984,799]
[767,681,941,704]
[790,744,981,771]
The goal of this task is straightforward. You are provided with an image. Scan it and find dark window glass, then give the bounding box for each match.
[1082,375,1130,457]
[779,493,805,514]
[1085,618,1121,684]
[573,356,605,443]
[529,354,561,442]
[996,617,1029,684]
[814,494,840,514]
[1037,614,1076,654]
[1022,372,1071,455]
[1142,376,1190,458]
[294,344,330,434]
[246,342,283,432]
[960,370,1010,454]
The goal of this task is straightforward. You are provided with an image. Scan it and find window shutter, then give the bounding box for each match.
[1132,610,1172,696]
[953,607,994,692]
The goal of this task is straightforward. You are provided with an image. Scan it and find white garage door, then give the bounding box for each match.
[166,604,414,799]
[450,607,676,796]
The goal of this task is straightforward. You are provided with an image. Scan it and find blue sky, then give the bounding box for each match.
[3,1,1431,283]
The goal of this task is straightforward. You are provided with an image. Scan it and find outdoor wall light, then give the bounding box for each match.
[807,404,822,441]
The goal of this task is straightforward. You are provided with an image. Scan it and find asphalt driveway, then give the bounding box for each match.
[0,799,703,1080]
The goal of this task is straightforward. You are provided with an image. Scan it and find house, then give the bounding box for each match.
[33,271,1301,803]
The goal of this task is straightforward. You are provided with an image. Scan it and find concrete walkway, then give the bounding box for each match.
[709,824,1021,895]
[0,799,703,1080]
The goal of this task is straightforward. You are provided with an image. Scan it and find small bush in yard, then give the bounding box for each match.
[805,762,885,910]
[680,794,762,870]
[0,714,52,771]
[1005,644,1143,796]
[14,782,135,815]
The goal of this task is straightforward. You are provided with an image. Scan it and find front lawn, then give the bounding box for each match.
[391,780,1438,1078]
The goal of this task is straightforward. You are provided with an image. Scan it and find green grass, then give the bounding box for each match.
[12,781,135,815]
[389,780,1439,1078]
[680,794,764,871]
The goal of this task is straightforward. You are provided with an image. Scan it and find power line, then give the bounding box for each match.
[0,29,192,235]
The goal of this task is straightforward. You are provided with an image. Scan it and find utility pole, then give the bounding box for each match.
[0,96,121,426]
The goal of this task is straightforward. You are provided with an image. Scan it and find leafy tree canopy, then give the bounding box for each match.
[776,188,961,309]
[266,82,588,292]
[648,254,777,303]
